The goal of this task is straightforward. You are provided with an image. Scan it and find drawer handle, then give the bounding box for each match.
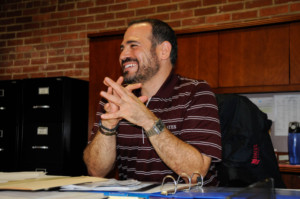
[32,146,49,150]
[32,105,50,109]
[0,106,5,110]
[0,148,4,152]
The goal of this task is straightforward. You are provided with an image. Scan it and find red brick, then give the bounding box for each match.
[116,10,135,18]
[232,10,258,20]
[157,4,178,13]
[109,3,127,11]
[16,45,33,52]
[24,37,41,45]
[149,13,170,21]
[203,0,223,6]
[291,2,300,12]
[47,71,65,77]
[75,62,89,68]
[66,55,83,61]
[50,27,68,34]
[0,61,13,67]
[128,0,149,9]
[6,67,22,73]
[195,7,218,16]
[246,0,273,9]
[68,40,86,47]
[50,42,68,48]
[33,29,49,36]
[16,16,32,23]
[170,10,194,20]
[24,23,40,30]
[40,5,56,13]
[31,58,47,65]
[182,17,206,27]
[77,1,94,8]
[89,6,107,14]
[33,13,51,21]
[61,33,78,40]
[43,35,60,43]
[48,56,65,63]
[58,3,75,11]
[13,74,29,79]
[6,10,22,17]
[68,25,86,32]
[23,66,40,73]
[87,22,106,29]
[69,9,88,17]
[96,13,114,21]
[7,25,23,32]
[107,20,126,28]
[219,3,244,12]
[51,12,69,19]
[0,33,16,40]
[179,1,202,9]
[23,8,39,16]
[136,7,156,16]
[58,18,76,26]
[14,60,30,66]
[206,13,231,23]
[40,21,57,28]
[40,65,57,71]
[150,0,171,5]
[77,16,94,23]
[17,31,32,38]
[31,72,47,78]
[57,63,73,70]
[260,5,289,17]
[7,39,23,46]
[96,0,114,6]
[0,18,15,25]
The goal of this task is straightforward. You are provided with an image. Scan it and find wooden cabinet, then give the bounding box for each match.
[219,24,290,87]
[290,22,300,85]
[176,32,219,88]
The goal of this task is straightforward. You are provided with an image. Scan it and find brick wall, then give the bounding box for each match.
[1,0,300,81]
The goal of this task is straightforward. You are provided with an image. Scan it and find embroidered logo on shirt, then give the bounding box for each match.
[167,125,177,130]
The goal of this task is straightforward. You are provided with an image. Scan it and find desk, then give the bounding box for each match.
[279,163,300,189]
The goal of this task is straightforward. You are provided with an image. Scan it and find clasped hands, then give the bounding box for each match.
[100,76,156,130]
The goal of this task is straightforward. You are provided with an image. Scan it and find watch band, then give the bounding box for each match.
[145,118,165,137]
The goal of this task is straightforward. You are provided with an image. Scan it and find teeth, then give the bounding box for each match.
[125,64,136,69]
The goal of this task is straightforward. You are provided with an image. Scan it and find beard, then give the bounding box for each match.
[123,49,160,85]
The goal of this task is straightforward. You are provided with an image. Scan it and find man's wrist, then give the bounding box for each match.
[144,118,165,137]
[99,120,119,136]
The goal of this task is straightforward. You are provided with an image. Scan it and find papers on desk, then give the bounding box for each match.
[0,171,46,183]
[0,174,107,191]
[61,178,157,192]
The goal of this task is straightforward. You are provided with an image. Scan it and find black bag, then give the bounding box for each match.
[216,94,285,188]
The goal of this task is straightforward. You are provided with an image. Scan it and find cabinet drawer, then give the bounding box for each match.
[22,79,63,122]
[21,122,64,162]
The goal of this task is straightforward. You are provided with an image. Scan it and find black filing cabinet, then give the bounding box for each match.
[19,77,88,176]
[0,80,22,171]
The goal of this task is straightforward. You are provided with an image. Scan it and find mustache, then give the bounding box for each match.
[121,57,138,65]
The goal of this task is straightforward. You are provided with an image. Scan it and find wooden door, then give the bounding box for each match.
[290,22,300,84]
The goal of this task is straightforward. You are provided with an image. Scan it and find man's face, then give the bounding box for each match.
[119,23,160,84]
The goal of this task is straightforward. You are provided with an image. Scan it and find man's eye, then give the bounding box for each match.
[131,44,137,48]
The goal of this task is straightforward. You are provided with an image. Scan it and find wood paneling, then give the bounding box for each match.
[219,24,290,87]
[290,22,300,85]
[176,32,219,88]
[89,35,123,135]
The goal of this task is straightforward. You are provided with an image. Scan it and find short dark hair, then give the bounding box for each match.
[128,19,177,66]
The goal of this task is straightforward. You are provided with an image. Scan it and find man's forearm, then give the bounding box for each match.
[83,131,117,177]
[149,128,211,183]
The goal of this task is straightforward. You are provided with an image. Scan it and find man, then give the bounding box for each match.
[83,19,221,186]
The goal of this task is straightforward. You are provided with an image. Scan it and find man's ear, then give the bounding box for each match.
[158,41,172,60]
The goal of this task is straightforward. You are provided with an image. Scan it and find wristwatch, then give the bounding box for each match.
[145,119,165,137]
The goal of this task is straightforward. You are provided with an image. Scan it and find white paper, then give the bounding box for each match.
[249,97,274,120]
[274,95,300,136]
[0,171,46,183]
